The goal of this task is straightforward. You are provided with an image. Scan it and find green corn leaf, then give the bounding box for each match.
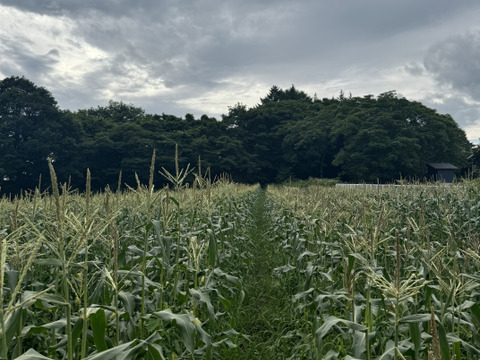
[316,315,367,340]
[441,284,456,320]
[152,219,171,261]
[21,324,49,338]
[168,196,179,207]
[145,221,153,232]
[470,303,480,325]
[88,274,106,304]
[118,291,135,316]
[315,293,350,305]
[222,328,240,338]
[89,309,109,352]
[33,258,63,268]
[273,263,296,273]
[208,231,217,268]
[154,309,195,353]
[448,299,476,313]
[297,250,316,262]
[194,321,212,360]
[34,292,68,306]
[304,262,314,290]
[13,348,51,360]
[5,270,18,293]
[238,290,245,306]
[347,254,356,275]
[119,332,162,360]
[446,333,480,356]
[453,341,461,360]
[212,268,242,289]
[377,340,395,360]
[400,313,431,323]
[32,319,67,331]
[293,287,314,302]
[323,350,340,360]
[212,338,237,349]
[71,317,84,350]
[352,330,366,358]
[437,321,450,360]
[146,343,166,360]
[126,245,148,257]
[3,308,23,348]
[349,252,368,264]
[83,341,134,360]
[408,322,421,358]
[190,288,215,323]
[214,291,231,309]
[18,291,66,308]
[118,270,162,290]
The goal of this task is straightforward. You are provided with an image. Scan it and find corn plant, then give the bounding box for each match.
[0,160,254,359]
[268,181,480,359]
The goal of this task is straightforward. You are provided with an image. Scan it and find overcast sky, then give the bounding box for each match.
[1,1,480,142]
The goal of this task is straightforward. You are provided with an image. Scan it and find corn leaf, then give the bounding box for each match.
[437,321,450,360]
[146,343,166,360]
[13,348,51,360]
[446,333,480,356]
[399,313,431,323]
[208,231,217,268]
[89,309,109,352]
[83,341,134,360]
[153,309,195,353]
[118,291,135,316]
[2,308,23,348]
[190,288,215,323]
[316,315,367,340]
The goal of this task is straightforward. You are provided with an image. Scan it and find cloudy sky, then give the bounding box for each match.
[1,1,480,142]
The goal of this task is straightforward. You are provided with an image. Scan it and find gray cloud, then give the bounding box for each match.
[423,92,480,128]
[1,0,480,140]
[404,62,426,77]
[0,34,59,79]
[424,31,480,100]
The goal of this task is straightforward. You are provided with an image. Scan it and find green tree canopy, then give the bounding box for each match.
[260,85,313,104]
[0,78,473,193]
[330,92,470,182]
[0,76,81,193]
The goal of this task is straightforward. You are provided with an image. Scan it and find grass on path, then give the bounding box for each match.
[221,189,293,359]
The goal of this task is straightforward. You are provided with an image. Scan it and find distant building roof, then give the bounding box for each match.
[428,163,458,170]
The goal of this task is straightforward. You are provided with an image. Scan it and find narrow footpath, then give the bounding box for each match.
[226,189,292,359]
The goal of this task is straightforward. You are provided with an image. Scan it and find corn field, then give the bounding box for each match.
[267,181,480,360]
[1,170,480,359]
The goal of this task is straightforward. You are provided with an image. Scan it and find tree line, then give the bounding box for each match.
[0,76,476,194]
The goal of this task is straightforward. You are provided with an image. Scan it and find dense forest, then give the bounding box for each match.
[0,76,477,194]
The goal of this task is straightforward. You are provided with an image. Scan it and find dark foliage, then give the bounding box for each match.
[0,78,473,194]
